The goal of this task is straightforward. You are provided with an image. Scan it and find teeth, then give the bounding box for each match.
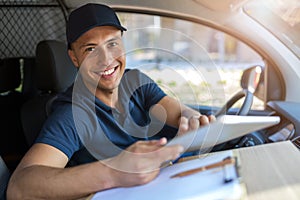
[100,68,115,76]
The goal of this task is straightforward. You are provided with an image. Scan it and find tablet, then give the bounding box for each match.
[166,115,280,152]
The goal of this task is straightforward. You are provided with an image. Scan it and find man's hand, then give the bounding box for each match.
[177,114,216,136]
[103,138,183,187]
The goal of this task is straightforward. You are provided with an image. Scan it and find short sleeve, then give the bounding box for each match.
[35,104,82,159]
[121,69,166,110]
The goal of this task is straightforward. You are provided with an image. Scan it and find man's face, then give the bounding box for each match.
[69,26,126,94]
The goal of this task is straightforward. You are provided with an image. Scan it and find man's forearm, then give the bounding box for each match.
[7,161,114,200]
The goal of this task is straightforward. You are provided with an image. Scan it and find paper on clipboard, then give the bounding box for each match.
[166,115,280,152]
[91,150,244,200]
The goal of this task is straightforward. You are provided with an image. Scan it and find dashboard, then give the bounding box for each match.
[267,101,300,148]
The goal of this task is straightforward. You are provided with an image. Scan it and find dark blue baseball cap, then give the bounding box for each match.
[66,3,127,49]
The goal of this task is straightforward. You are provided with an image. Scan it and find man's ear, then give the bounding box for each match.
[68,49,79,68]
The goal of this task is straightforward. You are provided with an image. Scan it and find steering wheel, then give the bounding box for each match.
[212,65,265,149]
[215,65,263,117]
[215,89,254,117]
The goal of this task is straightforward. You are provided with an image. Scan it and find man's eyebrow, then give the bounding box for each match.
[78,36,121,49]
[105,36,121,43]
[79,43,97,50]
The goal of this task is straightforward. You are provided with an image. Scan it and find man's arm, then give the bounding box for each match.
[152,96,215,135]
[7,139,183,200]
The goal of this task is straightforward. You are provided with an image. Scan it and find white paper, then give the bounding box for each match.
[92,151,243,200]
[167,115,280,152]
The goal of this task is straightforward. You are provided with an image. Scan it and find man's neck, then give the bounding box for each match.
[81,77,120,109]
[95,88,119,108]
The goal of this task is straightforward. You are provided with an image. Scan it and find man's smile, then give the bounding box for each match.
[101,67,115,76]
[93,66,119,78]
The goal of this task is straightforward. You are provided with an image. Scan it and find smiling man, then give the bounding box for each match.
[7,3,214,199]
[69,25,126,106]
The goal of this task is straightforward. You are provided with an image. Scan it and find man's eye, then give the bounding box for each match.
[108,42,118,47]
[85,47,95,52]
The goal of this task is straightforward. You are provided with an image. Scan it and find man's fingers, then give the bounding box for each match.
[178,114,216,136]
[189,116,200,130]
[132,142,184,170]
[208,115,216,122]
[199,115,210,125]
[157,137,168,145]
[146,137,167,146]
[177,116,189,135]
[158,144,184,164]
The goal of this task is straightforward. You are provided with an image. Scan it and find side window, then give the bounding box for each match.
[118,13,264,110]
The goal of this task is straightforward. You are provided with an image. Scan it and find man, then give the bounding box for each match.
[7,3,215,199]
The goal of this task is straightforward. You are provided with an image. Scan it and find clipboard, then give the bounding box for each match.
[174,149,248,199]
[166,115,280,152]
[91,150,245,200]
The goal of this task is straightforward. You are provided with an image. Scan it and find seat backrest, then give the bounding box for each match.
[21,57,39,99]
[0,155,10,200]
[21,40,77,147]
[35,40,78,93]
[0,58,28,170]
[0,58,21,94]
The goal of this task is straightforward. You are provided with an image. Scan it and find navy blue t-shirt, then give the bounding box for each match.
[36,69,178,165]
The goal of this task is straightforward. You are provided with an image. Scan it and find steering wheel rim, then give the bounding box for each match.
[215,89,254,117]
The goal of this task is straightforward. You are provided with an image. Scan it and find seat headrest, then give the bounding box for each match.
[0,58,21,93]
[35,40,77,93]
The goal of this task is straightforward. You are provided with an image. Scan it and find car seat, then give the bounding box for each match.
[0,58,28,170]
[21,40,77,147]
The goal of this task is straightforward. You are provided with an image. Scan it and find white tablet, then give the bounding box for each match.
[166,115,280,152]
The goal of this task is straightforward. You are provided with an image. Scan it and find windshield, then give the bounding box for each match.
[244,0,300,59]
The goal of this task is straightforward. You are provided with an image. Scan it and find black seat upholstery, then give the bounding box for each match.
[0,58,28,170]
[21,57,39,100]
[21,40,77,147]
[0,155,10,200]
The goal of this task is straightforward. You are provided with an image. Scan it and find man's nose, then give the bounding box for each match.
[96,47,113,67]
